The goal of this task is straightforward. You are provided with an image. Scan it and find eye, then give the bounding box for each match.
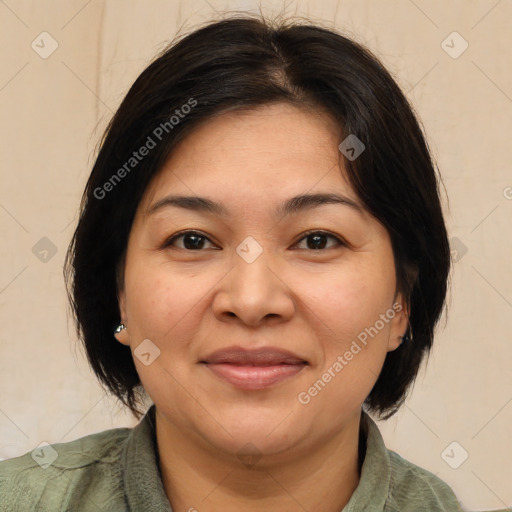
[163,230,217,251]
[293,230,345,251]
[163,229,345,252]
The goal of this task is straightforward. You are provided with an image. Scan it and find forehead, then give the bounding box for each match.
[141,102,357,211]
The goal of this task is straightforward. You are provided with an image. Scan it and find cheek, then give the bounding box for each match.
[298,257,396,397]
[302,260,395,343]
[295,272,393,427]
[123,263,209,408]
[125,261,207,338]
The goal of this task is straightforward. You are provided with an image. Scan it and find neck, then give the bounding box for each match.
[155,409,363,512]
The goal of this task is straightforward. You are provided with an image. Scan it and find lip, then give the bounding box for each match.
[201,346,308,390]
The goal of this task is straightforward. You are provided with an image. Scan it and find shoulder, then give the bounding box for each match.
[0,426,132,512]
[359,412,466,512]
[386,449,465,511]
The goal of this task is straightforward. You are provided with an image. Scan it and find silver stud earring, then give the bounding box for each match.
[114,324,127,334]
[401,325,413,344]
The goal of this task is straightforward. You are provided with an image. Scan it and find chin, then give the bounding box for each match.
[207,409,306,456]
[215,428,305,466]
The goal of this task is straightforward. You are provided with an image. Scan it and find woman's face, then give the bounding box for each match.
[115,102,407,459]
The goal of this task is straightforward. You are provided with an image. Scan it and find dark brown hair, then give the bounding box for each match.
[64,14,450,419]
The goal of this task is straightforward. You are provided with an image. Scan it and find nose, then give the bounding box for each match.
[212,247,295,327]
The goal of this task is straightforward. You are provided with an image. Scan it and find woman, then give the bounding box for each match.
[0,13,496,512]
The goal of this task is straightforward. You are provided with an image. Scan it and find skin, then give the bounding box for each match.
[114,102,409,512]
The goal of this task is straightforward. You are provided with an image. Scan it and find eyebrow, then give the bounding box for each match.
[147,192,365,219]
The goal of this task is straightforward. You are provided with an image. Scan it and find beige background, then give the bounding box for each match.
[0,0,511,510]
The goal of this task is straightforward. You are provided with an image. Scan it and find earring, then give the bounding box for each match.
[401,324,413,343]
[114,324,127,334]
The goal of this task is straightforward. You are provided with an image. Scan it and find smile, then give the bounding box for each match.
[201,346,308,390]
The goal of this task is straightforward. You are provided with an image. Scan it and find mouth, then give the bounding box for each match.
[200,346,308,390]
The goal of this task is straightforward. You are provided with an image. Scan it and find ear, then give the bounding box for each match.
[113,288,130,346]
[386,293,410,353]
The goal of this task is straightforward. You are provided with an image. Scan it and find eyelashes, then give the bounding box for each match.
[163,231,218,251]
[293,230,346,250]
[162,229,346,252]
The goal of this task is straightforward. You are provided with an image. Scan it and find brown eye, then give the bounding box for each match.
[294,231,345,250]
[164,231,216,250]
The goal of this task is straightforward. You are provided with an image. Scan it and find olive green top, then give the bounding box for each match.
[0,406,506,511]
